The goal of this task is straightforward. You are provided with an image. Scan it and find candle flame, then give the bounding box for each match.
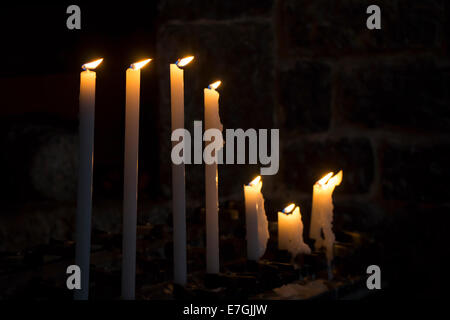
[317,172,334,186]
[82,58,103,70]
[249,176,261,186]
[328,170,343,186]
[208,81,221,90]
[131,59,152,70]
[283,203,296,214]
[317,171,343,187]
[176,56,194,67]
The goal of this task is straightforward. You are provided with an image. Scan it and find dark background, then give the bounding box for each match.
[0,1,449,299]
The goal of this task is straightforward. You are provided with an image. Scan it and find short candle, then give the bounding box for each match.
[310,170,343,264]
[244,176,269,261]
[277,203,310,256]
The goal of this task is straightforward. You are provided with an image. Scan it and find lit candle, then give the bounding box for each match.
[170,56,194,285]
[244,176,270,261]
[204,81,223,274]
[121,59,151,300]
[277,204,311,256]
[310,171,343,264]
[74,58,103,300]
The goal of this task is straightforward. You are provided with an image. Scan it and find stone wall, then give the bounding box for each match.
[156,0,449,220]
[0,1,448,296]
[155,1,450,296]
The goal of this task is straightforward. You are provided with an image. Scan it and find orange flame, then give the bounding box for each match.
[316,171,343,187]
[131,59,151,70]
[208,81,221,90]
[317,172,334,186]
[176,56,194,67]
[328,170,343,187]
[283,203,296,214]
[82,58,103,70]
[249,176,261,186]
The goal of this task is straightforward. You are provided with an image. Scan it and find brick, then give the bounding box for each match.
[333,201,384,233]
[282,137,374,194]
[336,57,450,132]
[381,141,450,202]
[158,0,274,21]
[279,61,331,133]
[279,0,445,57]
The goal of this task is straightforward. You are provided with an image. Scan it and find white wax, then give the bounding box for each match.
[244,178,269,261]
[204,87,223,273]
[170,64,187,285]
[278,206,311,256]
[121,67,141,299]
[74,69,96,300]
[310,171,343,263]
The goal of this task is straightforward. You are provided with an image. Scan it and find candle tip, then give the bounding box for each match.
[330,170,343,186]
[283,203,296,213]
[317,172,334,186]
[131,58,152,70]
[82,58,103,70]
[208,80,221,90]
[249,176,261,186]
[176,56,194,67]
[316,170,343,187]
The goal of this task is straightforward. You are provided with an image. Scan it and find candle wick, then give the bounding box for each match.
[175,59,186,69]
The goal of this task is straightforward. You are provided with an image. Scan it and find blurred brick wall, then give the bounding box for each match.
[156,0,450,296]
[0,2,447,296]
[156,0,450,229]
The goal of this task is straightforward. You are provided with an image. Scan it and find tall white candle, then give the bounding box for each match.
[204,81,223,274]
[310,171,343,264]
[277,204,311,256]
[170,56,193,285]
[121,59,151,300]
[74,58,103,300]
[244,176,270,261]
